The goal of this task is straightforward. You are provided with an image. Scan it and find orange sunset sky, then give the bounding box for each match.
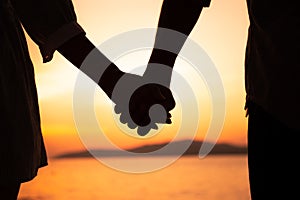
[25,0,250,157]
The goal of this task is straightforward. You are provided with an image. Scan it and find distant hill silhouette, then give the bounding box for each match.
[54,140,247,159]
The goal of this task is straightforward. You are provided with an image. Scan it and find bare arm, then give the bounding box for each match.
[57,34,124,98]
[147,0,208,72]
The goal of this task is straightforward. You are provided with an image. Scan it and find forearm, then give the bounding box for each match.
[57,33,94,68]
[57,34,124,98]
[149,0,204,67]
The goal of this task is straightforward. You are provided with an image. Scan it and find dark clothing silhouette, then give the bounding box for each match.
[244,2,300,198]
[247,101,299,199]
[0,0,85,183]
[245,0,300,129]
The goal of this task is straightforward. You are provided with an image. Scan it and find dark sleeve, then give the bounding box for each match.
[200,0,211,7]
[11,0,86,63]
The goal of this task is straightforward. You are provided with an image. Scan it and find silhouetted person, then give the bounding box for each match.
[0,0,174,199]
[141,0,300,199]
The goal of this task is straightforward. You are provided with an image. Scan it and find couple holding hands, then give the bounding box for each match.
[1,0,206,198]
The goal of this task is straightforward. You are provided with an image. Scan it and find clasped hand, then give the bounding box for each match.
[110,72,175,136]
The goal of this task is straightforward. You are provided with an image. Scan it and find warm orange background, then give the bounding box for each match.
[25,0,250,157]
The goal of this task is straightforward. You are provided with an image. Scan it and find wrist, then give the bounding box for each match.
[143,63,173,88]
[98,63,125,98]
